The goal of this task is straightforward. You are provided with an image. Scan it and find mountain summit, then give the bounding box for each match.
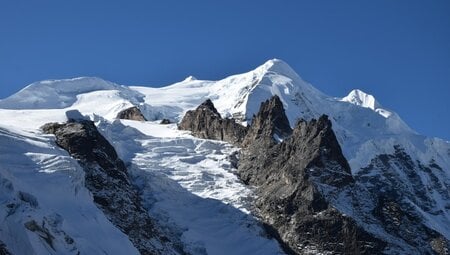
[0,59,448,254]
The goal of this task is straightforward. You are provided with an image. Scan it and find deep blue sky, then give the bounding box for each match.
[1,0,449,140]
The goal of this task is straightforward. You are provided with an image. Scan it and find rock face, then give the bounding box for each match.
[358,146,450,255]
[160,118,171,124]
[241,95,292,147]
[180,97,450,254]
[41,119,183,255]
[116,106,147,121]
[0,241,11,255]
[239,105,386,254]
[238,96,292,184]
[179,97,387,254]
[180,96,450,254]
[178,99,248,146]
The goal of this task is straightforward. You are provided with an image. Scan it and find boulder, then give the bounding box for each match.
[160,118,171,124]
[116,106,147,121]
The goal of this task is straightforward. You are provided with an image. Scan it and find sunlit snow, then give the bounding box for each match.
[0,59,448,254]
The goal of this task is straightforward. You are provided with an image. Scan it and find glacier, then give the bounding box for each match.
[0,59,448,254]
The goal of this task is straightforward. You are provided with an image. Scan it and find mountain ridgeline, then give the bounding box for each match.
[0,59,449,255]
[41,116,185,255]
[178,96,449,255]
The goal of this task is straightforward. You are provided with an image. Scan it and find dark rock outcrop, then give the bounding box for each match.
[177,96,450,254]
[178,97,386,254]
[238,96,293,183]
[0,241,11,255]
[241,95,292,147]
[178,99,248,146]
[41,119,183,255]
[160,118,171,124]
[238,105,385,254]
[179,97,388,254]
[24,220,55,250]
[358,146,450,254]
[42,120,128,182]
[116,106,147,121]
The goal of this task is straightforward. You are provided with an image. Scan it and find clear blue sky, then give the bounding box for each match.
[1,0,449,140]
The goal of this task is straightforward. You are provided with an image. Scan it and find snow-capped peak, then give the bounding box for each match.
[183,75,197,82]
[341,89,394,118]
[254,59,301,80]
[205,58,328,125]
[342,89,381,111]
[0,59,449,255]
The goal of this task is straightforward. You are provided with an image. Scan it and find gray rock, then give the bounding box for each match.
[24,220,55,250]
[241,95,292,147]
[179,97,387,254]
[173,96,450,254]
[358,146,450,254]
[41,119,184,255]
[160,118,171,124]
[239,106,385,254]
[0,240,11,255]
[178,99,248,146]
[116,106,147,121]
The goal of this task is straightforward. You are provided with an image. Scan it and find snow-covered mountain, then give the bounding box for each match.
[0,59,448,254]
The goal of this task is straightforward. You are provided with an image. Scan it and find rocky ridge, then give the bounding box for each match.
[41,117,184,255]
[179,96,450,255]
[239,104,386,254]
[0,59,448,255]
[178,99,248,146]
[241,95,292,147]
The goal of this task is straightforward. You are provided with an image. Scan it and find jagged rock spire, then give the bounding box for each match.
[178,99,248,145]
[242,95,292,147]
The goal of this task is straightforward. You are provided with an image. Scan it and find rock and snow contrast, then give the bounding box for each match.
[0,59,448,254]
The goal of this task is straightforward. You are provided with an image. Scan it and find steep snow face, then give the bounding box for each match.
[0,124,140,255]
[129,59,326,123]
[131,59,447,175]
[0,59,447,174]
[209,59,327,123]
[342,89,391,118]
[342,89,380,111]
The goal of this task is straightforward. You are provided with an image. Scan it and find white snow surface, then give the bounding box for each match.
[0,58,449,254]
[0,118,284,255]
[130,59,448,175]
[100,120,284,255]
[341,89,391,118]
[0,125,140,255]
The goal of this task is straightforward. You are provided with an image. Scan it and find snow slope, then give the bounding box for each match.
[99,120,284,255]
[341,89,383,114]
[130,59,448,176]
[0,77,145,110]
[0,76,285,254]
[0,124,140,255]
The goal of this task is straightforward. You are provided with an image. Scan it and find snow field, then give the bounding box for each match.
[102,120,285,255]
